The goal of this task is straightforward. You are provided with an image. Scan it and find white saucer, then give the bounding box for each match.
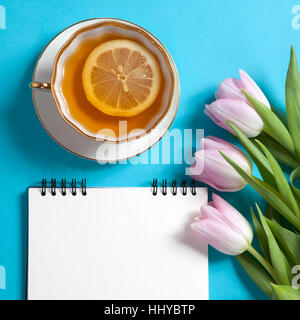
[32,18,179,162]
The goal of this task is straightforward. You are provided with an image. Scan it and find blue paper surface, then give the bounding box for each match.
[0,0,298,300]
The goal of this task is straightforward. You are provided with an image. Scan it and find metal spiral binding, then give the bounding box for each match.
[171,180,177,195]
[61,179,66,196]
[50,179,56,196]
[41,178,196,196]
[40,179,87,196]
[41,179,47,196]
[152,178,158,195]
[152,179,197,195]
[81,179,87,196]
[181,180,187,195]
[71,179,77,196]
[191,180,197,195]
[162,179,168,195]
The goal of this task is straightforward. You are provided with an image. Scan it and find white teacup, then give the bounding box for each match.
[30,18,180,144]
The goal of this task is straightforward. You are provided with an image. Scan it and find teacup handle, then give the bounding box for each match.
[29,82,51,90]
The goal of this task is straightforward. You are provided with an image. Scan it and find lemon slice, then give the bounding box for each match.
[82,39,161,117]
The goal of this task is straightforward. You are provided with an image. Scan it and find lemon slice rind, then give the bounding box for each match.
[82,39,161,117]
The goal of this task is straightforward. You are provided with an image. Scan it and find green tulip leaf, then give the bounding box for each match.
[291,168,300,203]
[236,252,273,298]
[256,204,291,285]
[267,218,300,265]
[251,207,270,261]
[256,140,300,218]
[265,203,281,225]
[242,90,295,154]
[286,46,300,158]
[271,284,300,300]
[271,107,288,127]
[256,133,300,169]
[220,151,300,230]
[227,122,276,188]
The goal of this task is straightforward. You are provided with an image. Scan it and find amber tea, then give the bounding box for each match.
[60,21,174,141]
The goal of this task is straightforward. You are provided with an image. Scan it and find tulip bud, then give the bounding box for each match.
[191,194,253,255]
[205,99,266,138]
[189,136,252,192]
[205,70,271,138]
[215,69,270,108]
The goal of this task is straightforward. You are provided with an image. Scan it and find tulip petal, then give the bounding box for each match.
[216,77,245,100]
[191,136,252,192]
[201,137,251,174]
[200,136,241,152]
[191,149,247,191]
[204,107,235,135]
[189,154,205,176]
[238,70,270,108]
[192,205,250,255]
[211,194,253,244]
[214,70,270,109]
[202,136,240,152]
[202,136,252,174]
[205,99,265,137]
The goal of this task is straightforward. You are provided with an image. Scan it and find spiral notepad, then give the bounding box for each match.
[27,179,208,300]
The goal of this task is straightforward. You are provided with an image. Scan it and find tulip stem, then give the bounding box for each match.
[247,245,277,282]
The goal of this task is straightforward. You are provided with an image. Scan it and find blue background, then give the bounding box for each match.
[0,0,298,300]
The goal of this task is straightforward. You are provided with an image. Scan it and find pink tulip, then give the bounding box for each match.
[205,70,271,138]
[215,69,270,107]
[189,136,252,192]
[191,193,253,255]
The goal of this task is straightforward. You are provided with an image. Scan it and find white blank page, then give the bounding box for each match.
[28,187,208,300]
